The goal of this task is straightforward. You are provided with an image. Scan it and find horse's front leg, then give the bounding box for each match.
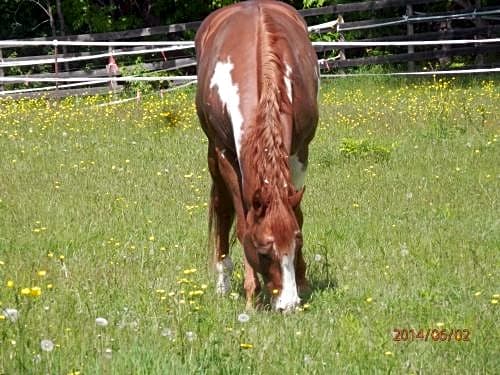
[243,255,261,309]
[294,205,310,295]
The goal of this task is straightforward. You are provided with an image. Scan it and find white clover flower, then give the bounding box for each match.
[185,331,196,341]
[40,339,54,352]
[3,308,19,323]
[237,313,250,323]
[314,254,322,262]
[95,317,109,327]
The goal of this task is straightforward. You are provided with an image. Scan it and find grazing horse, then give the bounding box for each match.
[196,0,318,311]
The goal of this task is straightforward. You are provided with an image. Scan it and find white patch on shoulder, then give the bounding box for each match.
[209,58,244,160]
[284,64,293,103]
[215,256,233,295]
[274,253,300,311]
[289,154,306,189]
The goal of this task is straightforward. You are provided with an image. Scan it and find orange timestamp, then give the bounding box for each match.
[392,328,470,342]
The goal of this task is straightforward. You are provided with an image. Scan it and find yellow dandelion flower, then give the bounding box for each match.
[0,315,5,321]
[183,268,197,275]
[436,322,444,328]
[493,294,500,299]
[30,287,42,297]
[21,288,31,296]
[37,270,47,277]
[272,289,279,295]
[366,297,373,303]
[47,284,53,290]
[6,280,14,288]
[0,260,4,265]
[47,252,54,258]
[474,291,482,296]
[384,351,394,356]
[149,236,155,241]
[491,299,498,305]
[156,289,166,294]
[240,343,253,349]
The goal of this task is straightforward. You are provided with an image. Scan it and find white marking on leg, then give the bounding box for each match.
[209,58,244,160]
[289,154,306,189]
[274,253,300,311]
[284,64,293,103]
[215,256,233,295]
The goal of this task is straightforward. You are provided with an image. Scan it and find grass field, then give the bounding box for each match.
[0,76,498,374]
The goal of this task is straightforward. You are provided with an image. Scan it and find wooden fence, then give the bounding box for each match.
[1,0,499,97]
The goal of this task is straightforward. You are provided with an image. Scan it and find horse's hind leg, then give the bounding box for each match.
[208,150,235,294]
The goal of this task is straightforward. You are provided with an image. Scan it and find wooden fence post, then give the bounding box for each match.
[54,41,59,91]
[337,14,346,73]
[0,48,4,92]
[406,4,415,72]
[106,46,119,91]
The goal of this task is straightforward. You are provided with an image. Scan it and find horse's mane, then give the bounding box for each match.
[240,7,294,205]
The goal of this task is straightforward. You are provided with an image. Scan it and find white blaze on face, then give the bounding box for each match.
[209,58,244,159]
[274,253,300,311]
[289,154,306,189]
[284,64,293,103]
[215,256,233,295]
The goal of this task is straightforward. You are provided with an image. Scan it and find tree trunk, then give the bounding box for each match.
[55,0,69,71]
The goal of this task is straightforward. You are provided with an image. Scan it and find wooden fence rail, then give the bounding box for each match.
[0,0,499,98]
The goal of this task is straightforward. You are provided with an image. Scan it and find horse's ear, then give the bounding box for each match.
[289,186,305,208]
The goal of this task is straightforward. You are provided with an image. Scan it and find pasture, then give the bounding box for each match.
[0,77,498,374]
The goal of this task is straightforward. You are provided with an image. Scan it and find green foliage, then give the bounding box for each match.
[340,138,393,161]
[303,0,326,8]
[121,57,154,95]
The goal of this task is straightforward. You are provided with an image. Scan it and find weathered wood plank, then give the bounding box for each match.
[324,44,500,68]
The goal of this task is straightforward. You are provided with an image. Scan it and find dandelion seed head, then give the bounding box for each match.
[3,308,19,322]
[40,339,54,352]
[237,313,250,323]
[103,348,112,359]
[95,317,108,327]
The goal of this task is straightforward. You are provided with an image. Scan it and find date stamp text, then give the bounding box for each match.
[393,328,470,342]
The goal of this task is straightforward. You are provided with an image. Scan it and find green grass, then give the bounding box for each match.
[0,76,498,374]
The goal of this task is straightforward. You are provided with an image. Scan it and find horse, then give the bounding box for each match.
[195,0,318,312]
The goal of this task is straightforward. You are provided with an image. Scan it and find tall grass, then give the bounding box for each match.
[0,76,498,374]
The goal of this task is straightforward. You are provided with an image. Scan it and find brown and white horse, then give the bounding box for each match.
[196,0,318,311]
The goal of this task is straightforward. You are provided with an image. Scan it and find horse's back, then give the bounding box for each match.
[195,0,318,154]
